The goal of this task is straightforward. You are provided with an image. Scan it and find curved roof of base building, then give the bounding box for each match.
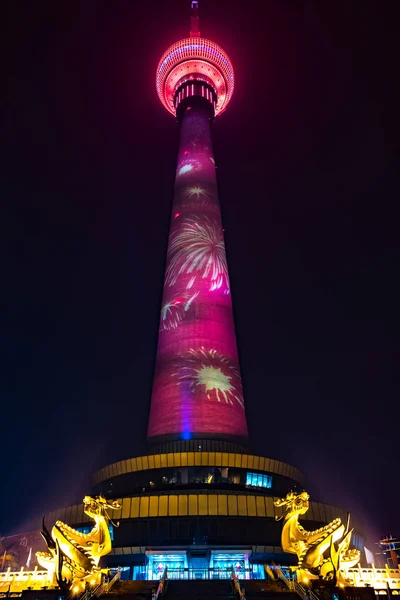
[91,452,306,489]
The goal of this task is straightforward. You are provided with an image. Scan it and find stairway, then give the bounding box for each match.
[235,581,298,600]
[104,579,158,599]
[165,579,234,600]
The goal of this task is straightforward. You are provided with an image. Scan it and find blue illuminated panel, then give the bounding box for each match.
[246,472,272,488]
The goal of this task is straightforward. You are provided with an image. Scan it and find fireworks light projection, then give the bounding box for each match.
[159,291,199,331]
[173,348,245,408]
[148,103,248,441]
[165,216,230,292]
[183,185,209,200]
[177,163,194,177]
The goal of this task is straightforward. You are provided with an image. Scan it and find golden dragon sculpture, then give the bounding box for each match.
[36,495,120,591]
[274,491,360,585]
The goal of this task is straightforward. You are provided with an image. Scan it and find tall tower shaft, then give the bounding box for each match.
[148,3,248,444]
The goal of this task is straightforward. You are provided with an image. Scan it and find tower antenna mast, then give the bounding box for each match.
[190,1,200,37]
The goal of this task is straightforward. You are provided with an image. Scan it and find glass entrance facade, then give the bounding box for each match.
[136,550,251,581]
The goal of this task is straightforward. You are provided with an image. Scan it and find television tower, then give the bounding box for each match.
[149,1,248,445]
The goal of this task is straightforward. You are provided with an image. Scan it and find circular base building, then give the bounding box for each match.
[44,441,365,581]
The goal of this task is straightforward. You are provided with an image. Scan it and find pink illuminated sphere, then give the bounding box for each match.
[156,38,234,117]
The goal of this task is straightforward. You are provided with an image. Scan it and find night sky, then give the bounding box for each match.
[4,0,399,547]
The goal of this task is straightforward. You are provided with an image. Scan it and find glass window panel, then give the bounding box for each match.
[228,495,238,516]
[265,497,274,518]
[256,496,265,517]
[159,496,168,517]
[257,474,263,487]
[208,494,218,515]
[139,497,149,518]
[169,495,178,516]
[178,495,188,516]
[246,472,252,486]
[274,499,283,521]
[149,496,158,517]
[114,500,122,520]
[252,473,258,486]
[189,495,198,515]
[198,495,207,516]
[122,497,131,519]
[130,497,140,518]
[238,496,247,516]
[247,495,257,516]
[217,495,227,515]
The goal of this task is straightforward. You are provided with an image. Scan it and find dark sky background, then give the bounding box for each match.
[4,0,399,547]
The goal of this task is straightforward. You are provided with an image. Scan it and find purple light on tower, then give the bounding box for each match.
[148,1,248,443]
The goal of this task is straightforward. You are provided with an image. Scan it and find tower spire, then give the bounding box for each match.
[190,1,200,38]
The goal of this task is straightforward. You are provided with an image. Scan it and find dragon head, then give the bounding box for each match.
[83,496,120,520]
[275,491,310,517]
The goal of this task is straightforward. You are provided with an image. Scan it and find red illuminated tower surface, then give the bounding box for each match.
[148,2,248,443]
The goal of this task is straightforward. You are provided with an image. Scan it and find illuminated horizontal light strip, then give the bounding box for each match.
[45,494,355,528]
[159,44,232,73]
[91,452,305,487]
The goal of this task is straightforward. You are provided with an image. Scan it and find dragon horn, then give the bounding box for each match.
[344,512,351,537]
[40,517,55,550]
[274,498,288,507]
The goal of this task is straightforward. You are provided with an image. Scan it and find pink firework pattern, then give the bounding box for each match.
[165,216,230,292]
[173,348,244,408]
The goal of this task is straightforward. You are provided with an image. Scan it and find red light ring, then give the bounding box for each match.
[156,38,234,117]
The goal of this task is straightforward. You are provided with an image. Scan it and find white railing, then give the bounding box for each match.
[154,567,168,600]
[347,566,400,590]
[231,568,246,600]
[0,566,55,592]
[92,568,121,598]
